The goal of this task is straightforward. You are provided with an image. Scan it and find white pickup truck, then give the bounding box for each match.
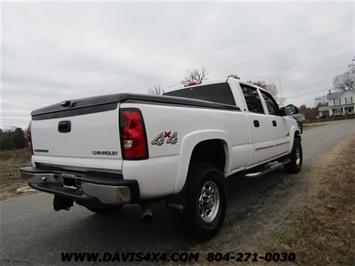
[21,77,302,240]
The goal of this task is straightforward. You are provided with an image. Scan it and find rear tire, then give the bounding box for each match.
[284,137,302,174]
[173,163,227,241]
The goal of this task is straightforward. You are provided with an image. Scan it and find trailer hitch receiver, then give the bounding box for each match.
[53,195,73,211]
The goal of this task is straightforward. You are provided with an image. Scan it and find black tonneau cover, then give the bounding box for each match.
[31,93,240,120]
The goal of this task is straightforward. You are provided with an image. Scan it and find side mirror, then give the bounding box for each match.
[281,104,299,116]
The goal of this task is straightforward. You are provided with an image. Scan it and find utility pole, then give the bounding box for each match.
[279,80,283,99]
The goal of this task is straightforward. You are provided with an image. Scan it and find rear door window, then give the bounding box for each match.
[240,84,265,114]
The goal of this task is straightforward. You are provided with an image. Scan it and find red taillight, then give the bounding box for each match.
[28,122,33,155]
[119,108,148,160]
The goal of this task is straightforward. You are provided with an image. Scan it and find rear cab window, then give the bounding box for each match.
[164,83,236,106]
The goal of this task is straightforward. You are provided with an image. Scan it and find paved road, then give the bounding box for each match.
[1,119,354,265]
[301,120,354,165]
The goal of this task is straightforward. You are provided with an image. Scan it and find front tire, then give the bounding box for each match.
[174,163,227,241]
[284,137,303,174]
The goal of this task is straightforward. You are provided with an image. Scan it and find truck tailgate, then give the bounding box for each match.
[30,96,122,171]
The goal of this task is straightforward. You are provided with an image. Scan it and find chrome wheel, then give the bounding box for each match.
[198,181,220,223]
[295,145,301,166]
[173,162,227,240]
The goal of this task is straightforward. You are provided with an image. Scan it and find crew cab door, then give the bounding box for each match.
[260,90,290,156]
[240,83,278,164]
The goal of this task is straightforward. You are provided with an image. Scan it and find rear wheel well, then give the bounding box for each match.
[190,139,226,172]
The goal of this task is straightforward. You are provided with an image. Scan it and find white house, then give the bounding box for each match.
[319,90,355,117]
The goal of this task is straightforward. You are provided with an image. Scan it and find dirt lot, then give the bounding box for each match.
[261,134,354,265]
[0,149,34,200]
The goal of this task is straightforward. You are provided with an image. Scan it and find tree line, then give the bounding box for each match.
[0,128,28,151]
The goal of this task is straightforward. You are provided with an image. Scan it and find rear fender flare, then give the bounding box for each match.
[173,130,230,194]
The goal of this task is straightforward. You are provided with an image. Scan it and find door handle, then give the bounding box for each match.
[253,120,260,127]
[272,120,277,127]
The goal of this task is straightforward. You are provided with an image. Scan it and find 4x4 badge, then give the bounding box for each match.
[151,131,178,146]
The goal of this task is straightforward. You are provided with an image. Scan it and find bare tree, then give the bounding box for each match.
[333,57,355,91]
[248,80,286,106]
[314,95,328,107]
[299,104,319,120]
[148,84,164,95]
[248,80,278,95]
[181,67,208,84]
[333,71,355,91]
[226,74,240,80]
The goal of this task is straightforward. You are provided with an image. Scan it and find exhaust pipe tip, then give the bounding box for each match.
[141,207,153,224]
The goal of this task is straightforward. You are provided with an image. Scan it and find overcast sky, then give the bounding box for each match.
[1,0,354,129]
